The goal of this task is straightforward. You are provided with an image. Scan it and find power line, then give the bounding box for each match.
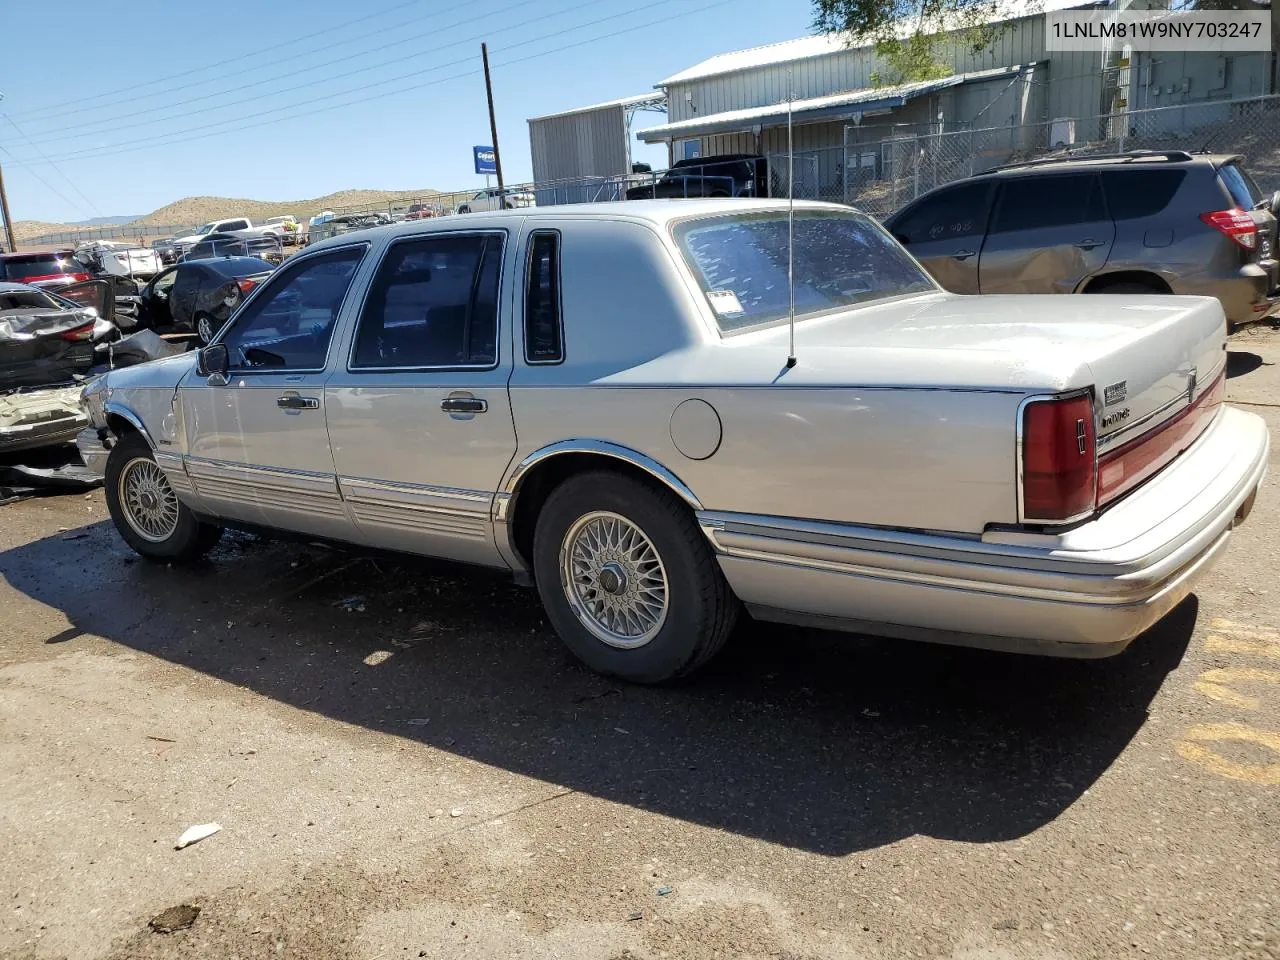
[15,0,536,135]
[3,0,426,122]
[21,0,580,147]
[16,0,694,165]
[0,143,92,222]
[1,114,102,217]
[15,1,732,170]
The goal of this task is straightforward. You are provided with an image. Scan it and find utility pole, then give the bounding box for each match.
[0,161,15,253]
[0,92,13,252]
[481,43,505,202]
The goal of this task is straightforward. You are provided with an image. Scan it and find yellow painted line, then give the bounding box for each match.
[1209,619,1280,642]
[1206,635,1280,660]
[1193,667,1280,710]
[1176,722,1280,786]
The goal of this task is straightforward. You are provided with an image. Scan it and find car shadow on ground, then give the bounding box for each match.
[1227,350,1265,378]
[0,522,1194,856]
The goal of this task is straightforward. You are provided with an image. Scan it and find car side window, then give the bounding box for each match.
[351,233,502,369]
[890,182,994,245]
[220,246,364,371]
[1102,169,1186,220]
[524,231,562,364]
[152,268,178,298]
[991,174,1105,234]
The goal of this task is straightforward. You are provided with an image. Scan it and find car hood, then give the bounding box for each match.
[175,233,205,244]
[100,349,196,391]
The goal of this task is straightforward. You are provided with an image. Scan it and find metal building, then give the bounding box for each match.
[527,94,666,206]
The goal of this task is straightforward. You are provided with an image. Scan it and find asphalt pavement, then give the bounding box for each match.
[2,327,1279,960]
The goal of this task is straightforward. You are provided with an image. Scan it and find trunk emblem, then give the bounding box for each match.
[1104,380,1127,406]
[1100,408,1130,430]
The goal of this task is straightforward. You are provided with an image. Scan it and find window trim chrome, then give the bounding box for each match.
[344,229,507,374]
[218,241,371,377]
[522,228,565,366]
[1015,387,1099,526]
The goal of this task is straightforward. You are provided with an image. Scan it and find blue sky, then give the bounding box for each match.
[1,0,815,222]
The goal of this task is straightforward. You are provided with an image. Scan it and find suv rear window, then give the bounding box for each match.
[1102,169,1185,220]
[1218,162,1263,209]
[675,211,936,332]
[0,254,81,282]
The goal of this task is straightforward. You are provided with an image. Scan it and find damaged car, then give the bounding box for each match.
[135,256,276,345]
[0,281,98,454]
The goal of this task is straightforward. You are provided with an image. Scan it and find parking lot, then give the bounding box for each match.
[0,326,1276,960]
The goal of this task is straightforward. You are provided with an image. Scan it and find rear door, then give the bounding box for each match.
[886,180,995,294]
[979,173,1114,294]
[324,229,518,566]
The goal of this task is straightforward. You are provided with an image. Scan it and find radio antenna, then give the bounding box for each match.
[785,68,797,369]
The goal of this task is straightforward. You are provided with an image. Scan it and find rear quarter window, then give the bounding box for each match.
[1101,169,1186,220]
[1218,162,1263,209]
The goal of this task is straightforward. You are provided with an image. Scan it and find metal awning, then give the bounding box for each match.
[636,65,1031,143]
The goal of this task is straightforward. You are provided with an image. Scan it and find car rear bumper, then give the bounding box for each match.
[701,406,1268,658]
[1178,263,1280,324]
[0,387,89,454]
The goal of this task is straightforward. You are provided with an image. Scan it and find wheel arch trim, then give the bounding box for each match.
[104,402,157,450]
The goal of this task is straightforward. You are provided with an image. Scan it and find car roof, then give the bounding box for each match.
[0,280,44,293]
[0,249,71,259]
[975,150,1240,179]
[302,199,854,254]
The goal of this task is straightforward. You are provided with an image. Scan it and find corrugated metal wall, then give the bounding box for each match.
[528,104,630,185]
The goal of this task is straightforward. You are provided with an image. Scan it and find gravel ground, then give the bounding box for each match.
[1,328,1279,960]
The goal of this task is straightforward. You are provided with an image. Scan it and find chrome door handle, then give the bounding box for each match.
[277,395,319,410]
[440,397,487,414]
[951,249,975,261]
[1075,238,1104,250]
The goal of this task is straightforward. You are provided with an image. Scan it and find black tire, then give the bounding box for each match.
[532,470,738,683]
[193,311,218,346]
[104,433,223,563]
[1089,281,1165,295]
[457,205,471,215]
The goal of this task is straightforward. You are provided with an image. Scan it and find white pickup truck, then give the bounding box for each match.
[173,217,285,255]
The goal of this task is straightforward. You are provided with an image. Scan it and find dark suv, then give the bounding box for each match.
[626,154,770,200]
[884,150,1280,325]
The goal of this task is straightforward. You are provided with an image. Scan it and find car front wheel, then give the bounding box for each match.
[194,312,217,346]
[532,470,738,683]
[104,433,223,562]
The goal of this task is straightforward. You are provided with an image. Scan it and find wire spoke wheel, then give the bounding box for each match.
[559,510,669,649]
[118,457,180,544]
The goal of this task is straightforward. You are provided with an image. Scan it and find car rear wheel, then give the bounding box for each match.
[457,205,471,215]
[532,470,738,683]
[105,433,222,562]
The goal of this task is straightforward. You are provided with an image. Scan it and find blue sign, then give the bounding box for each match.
[473,146,497,175]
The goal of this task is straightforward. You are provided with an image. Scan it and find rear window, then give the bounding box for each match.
[674,211,936,333]
[0,254,81,282]
[1102,169,1186,220]
[1218,162,1263,209]
[0,287,63,311]
[206,257,274,278]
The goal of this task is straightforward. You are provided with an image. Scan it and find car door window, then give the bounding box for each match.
[524,231,562,363]
[890,182,994,244]
[351,233,503,369]
[151,268,178,299]
[990,175,1105,234]
[220,246,365,371]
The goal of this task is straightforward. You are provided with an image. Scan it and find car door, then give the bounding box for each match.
[978,173,1115,294]
[886,181,995,294]
[139,266,180,329]
[179,244,369,539]
[324,229,518,566]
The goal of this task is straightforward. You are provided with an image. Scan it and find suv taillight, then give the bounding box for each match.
[1020,393,1097,523]
[1200,208,1257,250]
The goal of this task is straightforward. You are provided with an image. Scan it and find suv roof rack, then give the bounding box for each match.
[988,149,1194,173]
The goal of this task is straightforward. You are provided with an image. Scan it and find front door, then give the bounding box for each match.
[179,244,368,539]
[324,230,518,566]
[888,181,994,294]
[978,173,1115,294]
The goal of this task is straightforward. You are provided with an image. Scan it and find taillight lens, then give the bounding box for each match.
[1021,393,1097,523]
[59,321,96,342]
[237,278,257,295]
[1200,208,1257,250]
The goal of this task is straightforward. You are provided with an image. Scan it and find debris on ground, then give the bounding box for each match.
[335,595,367,613]
[450,808,462,818]
[657,886,673,896]
[174,822,221,850]
[148,904,200,933]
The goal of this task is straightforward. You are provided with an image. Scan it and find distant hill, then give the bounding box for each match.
[12,188,440,244]
[69,215,142,226]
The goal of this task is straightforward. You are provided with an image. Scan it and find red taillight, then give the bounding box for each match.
[58,321,96,342]
[237,278,257,295]
[1200,208,1257,250]
[1098,373,1225,505]
[1021,393,1097,523]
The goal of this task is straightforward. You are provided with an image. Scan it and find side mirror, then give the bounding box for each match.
[196,343,229,381]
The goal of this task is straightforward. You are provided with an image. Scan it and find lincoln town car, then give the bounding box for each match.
[77,200,1269,683]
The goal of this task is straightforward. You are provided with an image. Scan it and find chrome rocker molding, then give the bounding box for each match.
[493,439,704,577]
